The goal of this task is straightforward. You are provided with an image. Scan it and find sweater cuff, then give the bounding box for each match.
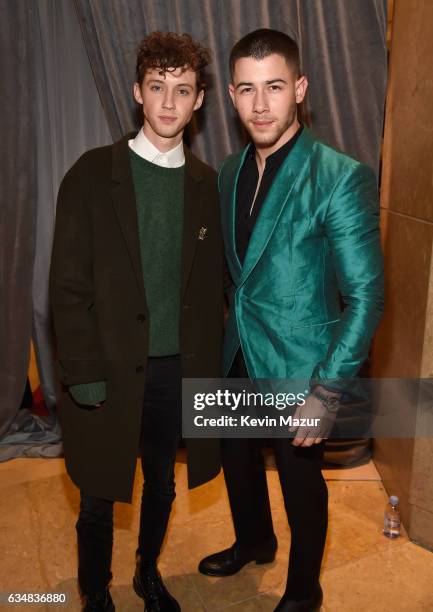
[69,381,106,405]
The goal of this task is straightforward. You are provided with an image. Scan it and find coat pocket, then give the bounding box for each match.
[291,317,341,330]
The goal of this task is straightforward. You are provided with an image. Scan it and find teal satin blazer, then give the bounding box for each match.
[220,127,384,384]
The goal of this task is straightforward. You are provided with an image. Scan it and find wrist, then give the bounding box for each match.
[311,386,340,413]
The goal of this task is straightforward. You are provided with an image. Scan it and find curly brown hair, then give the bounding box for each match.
[136,31,211,90]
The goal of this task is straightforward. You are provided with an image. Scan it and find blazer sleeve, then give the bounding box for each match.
[311,162,384,387]
[49,155,106,386]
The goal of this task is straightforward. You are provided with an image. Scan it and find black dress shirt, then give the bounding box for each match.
[235,125,303,264]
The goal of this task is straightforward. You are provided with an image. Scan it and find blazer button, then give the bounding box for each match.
[137,313,146,323]
[183,304,190,310]
[135,365,144,373]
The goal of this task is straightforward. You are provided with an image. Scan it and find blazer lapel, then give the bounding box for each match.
[110,134,147,301]
[181,147,205,298]
[240,127,315,286]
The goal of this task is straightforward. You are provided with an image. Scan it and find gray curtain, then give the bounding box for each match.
[74,0,387,172]
[0,0,36,439]
[297,0,387,172]
[0,0,111,460]
[33,0,112,412]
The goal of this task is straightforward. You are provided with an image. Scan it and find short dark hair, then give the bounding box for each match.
[230,29,300,77]
[136,31,211,89]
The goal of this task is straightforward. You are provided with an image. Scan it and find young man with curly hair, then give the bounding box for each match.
[50,32,224,611]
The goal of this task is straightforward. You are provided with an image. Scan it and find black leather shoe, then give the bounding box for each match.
[274,584,323,611]
[198,538,277,577]
[82,587,115,611]
[133,560,180,611]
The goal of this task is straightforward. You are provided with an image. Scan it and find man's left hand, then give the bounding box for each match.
[289,390,339,447]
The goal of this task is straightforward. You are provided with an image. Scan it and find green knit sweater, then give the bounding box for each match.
[70,148,184,405]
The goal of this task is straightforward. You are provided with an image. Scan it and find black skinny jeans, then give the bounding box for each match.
[76,355,182,596]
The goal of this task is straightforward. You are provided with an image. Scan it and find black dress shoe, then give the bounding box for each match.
[133,561,180,611]
[82,587,115,611]
[198,538,277,577]
[274,584,323,611]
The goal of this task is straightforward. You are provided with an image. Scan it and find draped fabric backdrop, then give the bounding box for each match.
[1,0,387,460]
[1,0,36,440]
[0,0,111,459]
[32,0,111,412]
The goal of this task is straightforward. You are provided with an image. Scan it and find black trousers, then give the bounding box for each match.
[223,351,328,600]
[76,355,182,596]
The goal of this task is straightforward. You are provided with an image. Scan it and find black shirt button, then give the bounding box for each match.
[137,313,145,323]
[135,365,144,373]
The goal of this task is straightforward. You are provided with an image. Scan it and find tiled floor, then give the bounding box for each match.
[1,456,432,611]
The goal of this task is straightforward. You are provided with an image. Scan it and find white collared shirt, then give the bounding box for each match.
[128,128,185,168]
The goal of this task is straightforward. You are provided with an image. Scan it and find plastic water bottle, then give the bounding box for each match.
[383,495,401,538]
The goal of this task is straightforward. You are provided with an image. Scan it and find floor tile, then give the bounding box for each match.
[0,456,431,612]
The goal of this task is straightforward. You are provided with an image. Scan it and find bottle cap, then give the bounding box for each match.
[390,495,399,506]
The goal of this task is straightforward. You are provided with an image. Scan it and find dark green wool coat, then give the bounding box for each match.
[50,134,224,502]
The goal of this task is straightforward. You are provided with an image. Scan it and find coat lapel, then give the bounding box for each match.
[240,127,316,286]
[110,134,147,301]
[219,149,249,286]
[181,147,205,298]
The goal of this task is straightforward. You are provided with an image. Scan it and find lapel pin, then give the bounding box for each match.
[198,227,208,240]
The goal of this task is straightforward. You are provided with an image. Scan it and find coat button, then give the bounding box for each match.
[135,365,144,373]
[137,313,146,323]
[183,304,190,310]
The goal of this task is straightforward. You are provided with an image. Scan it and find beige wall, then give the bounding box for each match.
[371,0,433,549]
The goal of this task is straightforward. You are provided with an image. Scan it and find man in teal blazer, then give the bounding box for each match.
[198,30,384,612]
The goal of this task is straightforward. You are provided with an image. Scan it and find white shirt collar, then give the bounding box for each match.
[128,128,185,168]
